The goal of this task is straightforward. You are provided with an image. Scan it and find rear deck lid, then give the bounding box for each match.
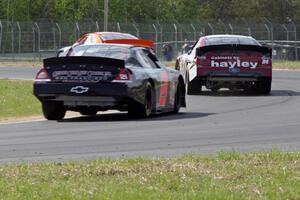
[196,44,272,72]
[43,56,125,83]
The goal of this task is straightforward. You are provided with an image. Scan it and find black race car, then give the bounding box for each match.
[34,43,186,120]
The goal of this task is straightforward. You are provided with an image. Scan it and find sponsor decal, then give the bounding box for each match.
[158,71,169,107]
[228,67,240,73]
[210,56,258,69]
[261,56,270,65]
[52,70,112,82]
[70,86,89,94]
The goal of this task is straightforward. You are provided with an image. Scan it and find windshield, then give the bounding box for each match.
[70,45,131,60]
[100,33,138,40]
[205,36,260,46]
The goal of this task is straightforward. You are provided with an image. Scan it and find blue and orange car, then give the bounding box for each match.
[58,32,154,56]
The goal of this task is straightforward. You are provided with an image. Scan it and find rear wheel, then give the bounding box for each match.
[256,79,271,94]
[42,101,66,120]
[128,82,153,118]
[173,83,183,114]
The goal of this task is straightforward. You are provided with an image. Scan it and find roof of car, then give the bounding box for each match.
[92,32,138,39]
[94,32,136,35]
[80,43,139,49]
[203,34,255,39]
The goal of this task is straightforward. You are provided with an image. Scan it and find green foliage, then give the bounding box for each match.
[54,0,101,21]
[0,0,299,23]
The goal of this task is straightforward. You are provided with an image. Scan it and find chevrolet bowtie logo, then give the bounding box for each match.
[70,86,89,94]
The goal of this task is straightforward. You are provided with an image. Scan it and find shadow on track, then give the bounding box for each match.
[270,90,300,97]
[58,111,214,123]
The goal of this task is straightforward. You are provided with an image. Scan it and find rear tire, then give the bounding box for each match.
[173,83,182,114]
[257,79,271,94]
[128,82,153,118]
[42,101,66,120]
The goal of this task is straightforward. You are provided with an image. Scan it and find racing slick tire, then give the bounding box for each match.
[173,82,183,114]
[128,82,153,118]
[256,78,271,95]
[42,101,66,120]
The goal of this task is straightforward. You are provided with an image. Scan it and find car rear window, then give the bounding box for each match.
[100,33,138,40]
[205,37,260,46]
[71,45,131,60]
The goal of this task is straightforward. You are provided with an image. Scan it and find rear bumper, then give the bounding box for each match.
[34,82,130,107]
[190,74,272,89]
[192,67,271,83]
[196,67,272,77]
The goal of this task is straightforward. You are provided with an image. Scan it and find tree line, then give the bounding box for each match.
[0,0,299,23]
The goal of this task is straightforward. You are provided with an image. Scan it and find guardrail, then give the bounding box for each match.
[0,20,299,61]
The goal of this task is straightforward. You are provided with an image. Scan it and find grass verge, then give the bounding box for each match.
[0,150,299,199]
[272,60,300,70]
[0,61,42,68]
[0,79,40,120]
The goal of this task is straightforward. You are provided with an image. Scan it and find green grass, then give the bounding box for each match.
[273,60,300,70]
[0,150,299,199]
[0,79,40,120]
[0,61,42,68]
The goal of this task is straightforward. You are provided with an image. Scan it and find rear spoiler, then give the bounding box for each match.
[43,56,125,69]
[104,39,154,48]
[196,44,272,57]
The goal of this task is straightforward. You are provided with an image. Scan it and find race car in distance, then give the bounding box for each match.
[175,34,272,95]
[57,32,153,57]
[34,43,186,120]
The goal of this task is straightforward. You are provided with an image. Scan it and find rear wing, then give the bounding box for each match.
[104,39,154,48]
[44,56,125,69]
[196,44,272,57]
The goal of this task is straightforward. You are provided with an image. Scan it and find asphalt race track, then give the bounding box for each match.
[0,67,300,163]
[0,66,39,80]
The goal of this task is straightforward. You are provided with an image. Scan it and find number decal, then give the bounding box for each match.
[158,70,169,107]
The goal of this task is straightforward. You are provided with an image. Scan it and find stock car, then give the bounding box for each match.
[34,43,186,120]
[58,32,153,56]
[175,34,272,94]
